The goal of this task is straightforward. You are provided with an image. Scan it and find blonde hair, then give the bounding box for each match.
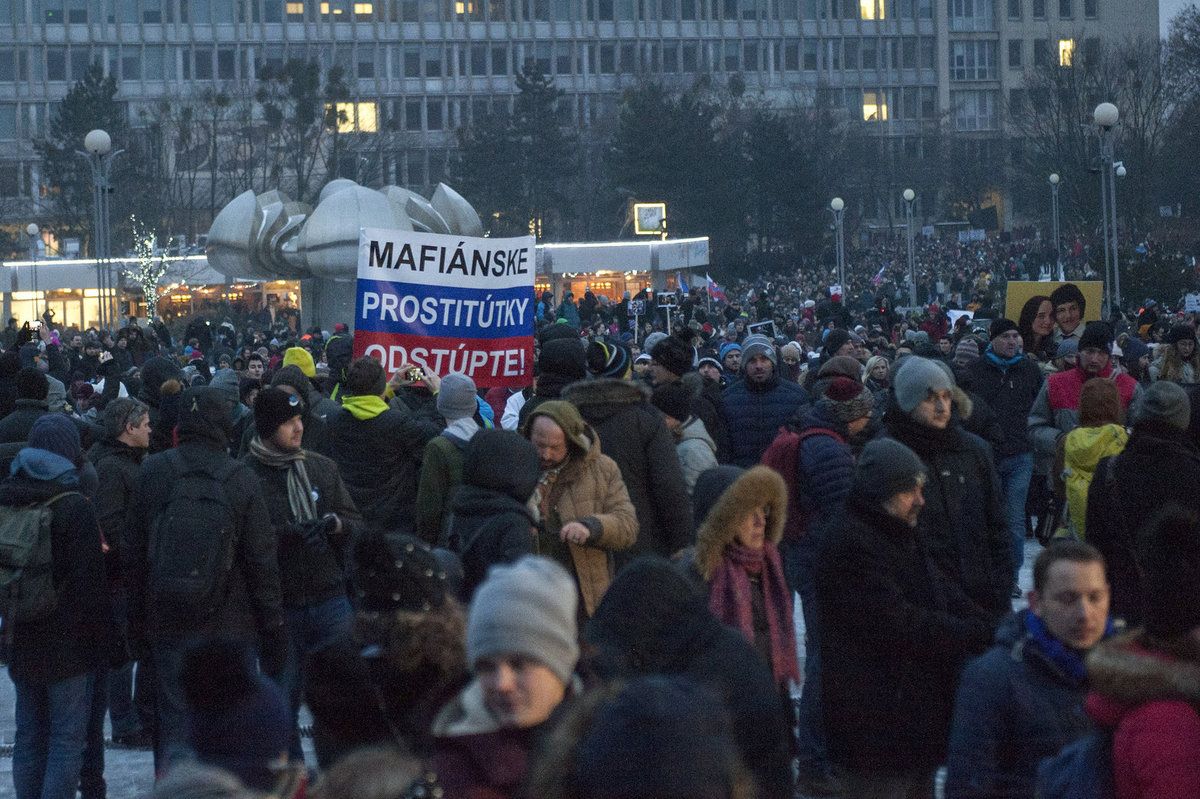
[863,355,890,382]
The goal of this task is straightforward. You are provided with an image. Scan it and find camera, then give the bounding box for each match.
[407,367,425,382]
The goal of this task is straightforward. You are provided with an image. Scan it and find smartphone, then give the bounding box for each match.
[407,367,425,382]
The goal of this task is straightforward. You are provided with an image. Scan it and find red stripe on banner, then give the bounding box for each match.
[353,331,534,389]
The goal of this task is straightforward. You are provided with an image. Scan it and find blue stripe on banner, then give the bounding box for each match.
[355,279,534,339]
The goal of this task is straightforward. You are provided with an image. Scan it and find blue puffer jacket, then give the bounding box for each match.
[944,609,1095,799]
[721,375,809,467]
[795,406,855,557]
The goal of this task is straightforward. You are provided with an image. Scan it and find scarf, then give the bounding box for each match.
[248,436,318,522]
[985,346,1025,372]
[1024,609,1114,684]
[708,542,801,686]
[341,394,389,421]
[444,417,479,443]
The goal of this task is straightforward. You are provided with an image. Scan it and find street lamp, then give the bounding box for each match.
[1048,174,1062,280]
[1094,102,1120,314]
[902,188,916,308]
[78,128,123,330]
[830,197,846,291]
[25,223,39,307]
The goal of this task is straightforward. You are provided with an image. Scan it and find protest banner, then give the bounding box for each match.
[354,228,536,388]
[1005,281,1104,326]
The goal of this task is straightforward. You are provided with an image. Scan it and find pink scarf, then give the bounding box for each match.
[708,542,801,686]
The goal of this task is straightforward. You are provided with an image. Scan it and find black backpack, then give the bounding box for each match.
[147,449,241,628]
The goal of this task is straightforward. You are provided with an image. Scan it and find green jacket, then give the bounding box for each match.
[415,433,468,545]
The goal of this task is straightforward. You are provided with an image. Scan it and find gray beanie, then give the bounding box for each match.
[1134,380,1191,431]
[467,556,579,684]
[642,332,668,355]
[893,356,955,414]
[437,372,477,421]
[741,334,777,366]
[853,438,927,507]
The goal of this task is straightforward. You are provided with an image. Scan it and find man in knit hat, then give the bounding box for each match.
[651,382,717,496]
[1087,380,1200,626]
[1029,321,1141,470]
[126,386,285,771]
[719,342,742,379]
[721,334,809,466]
[245,386,361,761]
[644,330,729,463]
[431,557,579,798]
[2,414,117,799]
[415,373,483,544]
[884,357,1012,621]
[817,439,994,798]
[966,318,1045,590]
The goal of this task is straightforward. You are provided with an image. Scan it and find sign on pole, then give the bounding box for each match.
[354,228,536,388]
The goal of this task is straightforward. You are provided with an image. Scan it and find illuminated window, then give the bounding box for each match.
[329,102,379,133]
[1058,38,1074,66]
[860,0,884,18]
[354,2,374,13]
[286,2,304,17]
[455,0,475,13]
[863,90,888,121]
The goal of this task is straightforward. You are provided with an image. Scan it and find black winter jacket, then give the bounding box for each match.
[1086,420,1200,626]
[326,403,441,534]
[562,378,692,562]
[0,399,48,443]
[87,437,144,597]
[585,558,794,799]
[965,353,1044,458]
[816,494,995,774]
[720,374,810,467]
[883,409,1012,619]
[124,423,283,642]
[244,449,362,609]
[448,484,537,600]
[1,470,117,684]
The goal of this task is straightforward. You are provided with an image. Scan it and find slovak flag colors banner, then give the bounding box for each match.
[706,273,727,302]
[354,228,536,388]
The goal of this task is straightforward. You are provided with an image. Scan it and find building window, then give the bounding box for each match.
[404,99,422,130]
[330,101,379,132]
[1058,38,1074,67]
[863,89,888,121]
[950,40,997,80]
[1032,0,1045,16]
[1007,39,1022,68]
[952,89,997,130]
[1007,0,1020,16]
[1009,87,1026,114]
[1084,0,1096,16]
[949,0,994,31]
[427,98,443,130]
[0,105,16,139]
[424,45,443,78]
[1033,39,1049,66]
[860,0,884,18]
[1058,0,1071,16]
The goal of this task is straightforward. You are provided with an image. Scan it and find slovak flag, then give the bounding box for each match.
[679,274,689,293]
[706,273,727,302]
[870,265,887,287]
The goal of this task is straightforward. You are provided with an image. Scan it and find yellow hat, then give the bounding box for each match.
[282,346,316,378]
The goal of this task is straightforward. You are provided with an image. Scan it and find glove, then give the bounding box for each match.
[288,515,336,555]
[258,624,289,681]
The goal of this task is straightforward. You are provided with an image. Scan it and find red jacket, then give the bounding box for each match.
[1086,635,1200,799]
[1047,363,1137,413]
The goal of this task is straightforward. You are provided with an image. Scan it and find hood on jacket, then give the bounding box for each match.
[678,417,716,450]
[177,386,233,447]
[585,556,716,678]
[463,429,540,503]
[693,466,787,580]
[139,356,184,406]
[1086,631,1200,729]
[536,339,587,395]
[561,378,650,424]
[10,447,79,484]
[1064,424,1128,471]
[324,334,353,385]
[431,679,502,738]
[208,368,242,406]
[520,399,597,462]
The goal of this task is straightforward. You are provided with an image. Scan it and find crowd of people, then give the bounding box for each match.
[0,232,1199,799]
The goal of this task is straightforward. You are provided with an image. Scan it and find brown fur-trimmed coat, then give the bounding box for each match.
[692,466,787,581]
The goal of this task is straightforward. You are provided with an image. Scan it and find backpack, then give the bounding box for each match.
[147,449,241,628]
[1035,729,1115,799]
[760,425,842,543]
[0,492,80,627]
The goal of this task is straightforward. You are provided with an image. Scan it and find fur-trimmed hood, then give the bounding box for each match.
[693,466,787,580]
[1086,632,1200,729]
[561,377,650,423]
